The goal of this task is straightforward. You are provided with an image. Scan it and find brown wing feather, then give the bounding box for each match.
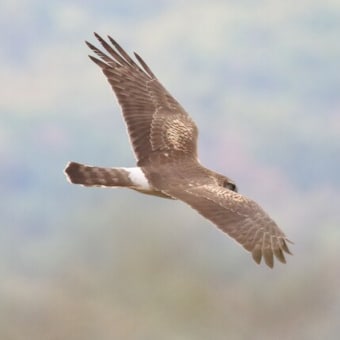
[86,33,198,163]
[163,183,292,268]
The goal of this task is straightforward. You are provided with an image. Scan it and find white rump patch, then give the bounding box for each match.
[122,167,151,190]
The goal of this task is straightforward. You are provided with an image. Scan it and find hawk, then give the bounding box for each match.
[65,33,292,268]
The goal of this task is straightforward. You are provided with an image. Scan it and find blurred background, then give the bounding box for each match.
[1,0,340,339]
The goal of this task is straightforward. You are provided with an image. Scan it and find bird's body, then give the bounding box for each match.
[65,33,292,267]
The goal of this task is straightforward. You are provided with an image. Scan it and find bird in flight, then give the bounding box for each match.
[65,33,292,268]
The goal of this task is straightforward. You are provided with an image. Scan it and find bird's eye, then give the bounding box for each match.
[223,181,237,192]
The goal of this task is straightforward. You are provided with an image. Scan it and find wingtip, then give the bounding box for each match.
[273,247,287,264]
[251,247,262,265]
[266,262,274,269]
[281,239,293,255]
[87,54,108,68]
[107,35,118,46]
[263,249,274,268]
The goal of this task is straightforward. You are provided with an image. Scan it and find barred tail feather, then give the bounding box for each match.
[64,162,133,187]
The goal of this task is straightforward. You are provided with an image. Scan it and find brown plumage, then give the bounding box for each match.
[65,33,292,268]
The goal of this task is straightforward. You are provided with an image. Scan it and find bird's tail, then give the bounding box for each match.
[64,162,134,187]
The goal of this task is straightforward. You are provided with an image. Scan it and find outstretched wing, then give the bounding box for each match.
[86,33,198,164]
[164,183,292,268]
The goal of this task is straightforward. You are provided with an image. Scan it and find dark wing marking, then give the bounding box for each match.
[86,33,198,163]
[164,183,292,268]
